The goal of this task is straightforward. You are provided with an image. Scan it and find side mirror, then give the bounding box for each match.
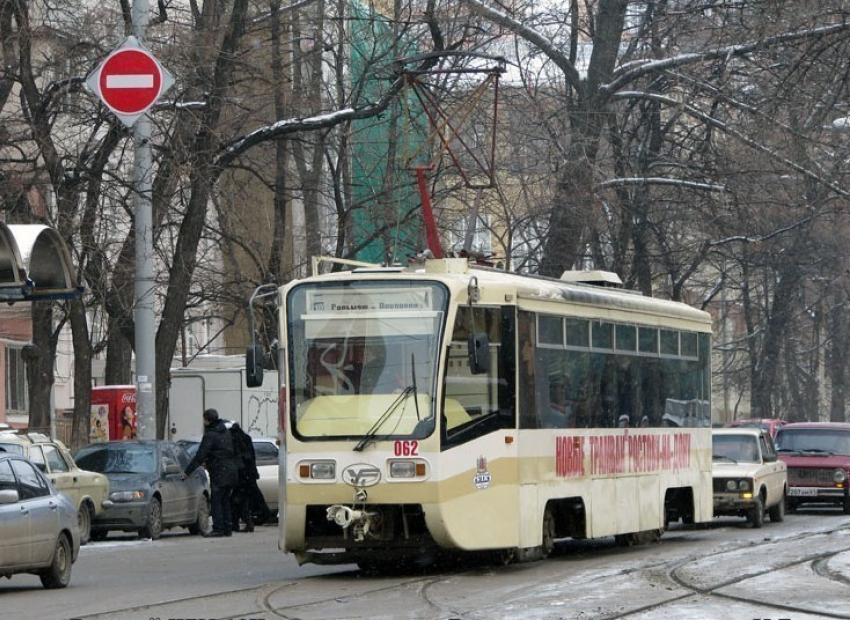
[0,488,20,504]
[246,345,264,388]
[467,333,490,375]
[164,460,182,476]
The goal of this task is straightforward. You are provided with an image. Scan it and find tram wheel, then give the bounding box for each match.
[541,507,556,558]
[498,548,517,565]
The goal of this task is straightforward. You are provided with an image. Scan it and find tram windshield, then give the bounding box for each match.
[286,281,447,440]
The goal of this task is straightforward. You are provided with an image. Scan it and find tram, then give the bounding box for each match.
[248,256,713,567]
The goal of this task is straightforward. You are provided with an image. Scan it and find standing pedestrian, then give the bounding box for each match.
[229,423,275,530]
[183,408,238,537]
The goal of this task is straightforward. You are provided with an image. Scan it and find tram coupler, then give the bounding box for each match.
[326,504,380,541]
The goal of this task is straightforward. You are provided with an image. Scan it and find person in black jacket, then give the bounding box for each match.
[229,423,272,532]
[183,408,238,537]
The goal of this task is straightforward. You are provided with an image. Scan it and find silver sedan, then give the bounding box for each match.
[0,452,80,588]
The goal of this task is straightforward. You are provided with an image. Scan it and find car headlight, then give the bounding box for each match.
[109,490,146,502]
[725,479,750,492]
[834,469,848,484]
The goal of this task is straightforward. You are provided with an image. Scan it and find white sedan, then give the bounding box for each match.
[250,437,280,512]
[177,435,279,514]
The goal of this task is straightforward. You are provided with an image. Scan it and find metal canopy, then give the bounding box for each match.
[0,223,82,303]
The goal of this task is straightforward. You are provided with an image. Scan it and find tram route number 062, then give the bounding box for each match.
[394,440,419,456]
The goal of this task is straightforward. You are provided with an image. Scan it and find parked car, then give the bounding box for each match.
[725,418,788,437]
[712,428,788,527]
[177,434,279,513]
[0,431,111,545]
[0,452,80,588]
[774,422,850,514]
[73,440,211,540]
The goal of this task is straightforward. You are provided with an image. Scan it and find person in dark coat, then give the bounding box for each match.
[229,423,271,532]
[183,408,238,537]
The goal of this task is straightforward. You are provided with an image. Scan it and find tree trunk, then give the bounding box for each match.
[105,326,134,385]
[69,297,92,451]
[750,264,802,415]
[153,0,252,437]
[829,298,849,422]
[25,302,55,433]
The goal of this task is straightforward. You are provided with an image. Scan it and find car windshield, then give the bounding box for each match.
[253,441,278,465]
[74,444,157,474]
[176,440,199,458]
[774,429,850,455]
[713,435,759,463]
[0,442,24,456]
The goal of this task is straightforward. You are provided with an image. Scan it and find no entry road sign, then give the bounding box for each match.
[86,36,174,127]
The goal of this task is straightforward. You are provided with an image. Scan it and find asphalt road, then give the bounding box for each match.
[2,508,849,620]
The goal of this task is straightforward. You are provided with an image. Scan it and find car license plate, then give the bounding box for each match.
[788,487,819,497]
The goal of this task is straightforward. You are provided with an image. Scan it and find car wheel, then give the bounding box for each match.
[768,492,785,522]
[188,494,211,536]
[139,497,163,540]
[39,533,72,589]
[747,496,764,528]
[77,502,93,545]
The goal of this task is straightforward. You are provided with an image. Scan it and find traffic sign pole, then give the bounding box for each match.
[85,9,175,440]
[132,0,157,441]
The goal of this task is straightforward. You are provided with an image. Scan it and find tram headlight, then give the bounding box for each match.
[298,461,336,480]
[311,462,336,479]
[389,459,428,479]
[834,469,847,484]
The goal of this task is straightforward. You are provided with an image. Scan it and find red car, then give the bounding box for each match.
[726,418,788,438]
[773,422,850,514]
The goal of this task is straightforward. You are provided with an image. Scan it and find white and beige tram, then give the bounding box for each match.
[249,257,713,567]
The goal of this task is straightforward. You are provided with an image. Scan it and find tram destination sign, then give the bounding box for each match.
[306,288,434,313]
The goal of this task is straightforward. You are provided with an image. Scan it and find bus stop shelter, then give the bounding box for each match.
[0,223,81,302]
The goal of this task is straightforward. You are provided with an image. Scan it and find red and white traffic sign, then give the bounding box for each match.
[86,36,174,127]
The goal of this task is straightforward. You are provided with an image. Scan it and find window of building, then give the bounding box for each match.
[5,346,29,414]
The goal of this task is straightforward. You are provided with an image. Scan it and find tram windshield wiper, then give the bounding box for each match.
[353,384,417,452]
[354,353,424,452]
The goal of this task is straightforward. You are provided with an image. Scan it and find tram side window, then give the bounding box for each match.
[442,306,515,448]
[520,311,710,429]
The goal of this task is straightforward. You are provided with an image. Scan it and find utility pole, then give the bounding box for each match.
[132,0,156,439]
[86,0,173,440]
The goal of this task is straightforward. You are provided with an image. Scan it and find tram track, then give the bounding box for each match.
[617,523,850,620]
[57,518,850,620]
[248,523,850,620]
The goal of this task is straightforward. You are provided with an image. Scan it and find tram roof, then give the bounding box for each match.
[297,257,712,330]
